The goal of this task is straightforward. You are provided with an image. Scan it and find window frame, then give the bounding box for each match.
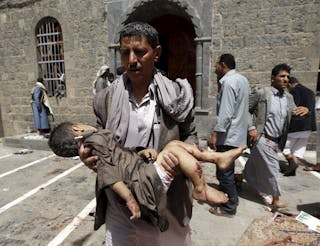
[36,17,66,97]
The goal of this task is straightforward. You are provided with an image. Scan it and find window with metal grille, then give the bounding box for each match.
[36,17,66,97]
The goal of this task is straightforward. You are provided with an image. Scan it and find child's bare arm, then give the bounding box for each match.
[137,148,158,161]
[111,181,141,220]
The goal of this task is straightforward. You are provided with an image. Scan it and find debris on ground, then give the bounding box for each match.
[14,149,34,155]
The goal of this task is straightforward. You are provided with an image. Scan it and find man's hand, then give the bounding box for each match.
[247,129,258,145]
[160,152,180,176]
[78,142,98,172]
[137,148,158,161]
[208,131,218,151]
[292,106,309,117]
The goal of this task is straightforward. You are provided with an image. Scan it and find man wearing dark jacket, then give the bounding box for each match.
[282,76,317,176]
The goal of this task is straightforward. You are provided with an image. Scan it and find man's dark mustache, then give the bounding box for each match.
[128,65,141,71]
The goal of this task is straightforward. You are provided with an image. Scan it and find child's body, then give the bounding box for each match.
[49,122,246,226]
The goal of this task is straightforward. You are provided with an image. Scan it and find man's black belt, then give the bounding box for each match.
[263,133,280,142]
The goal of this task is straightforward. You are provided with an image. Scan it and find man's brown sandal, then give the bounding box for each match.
[209,206,235,217]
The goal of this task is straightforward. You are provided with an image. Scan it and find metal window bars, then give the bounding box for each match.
[36,18,65,97]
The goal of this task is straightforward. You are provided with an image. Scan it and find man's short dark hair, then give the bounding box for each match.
[288,76,299,84]
[48,122,79,157]
[37,78,44,83]
[219,53,236,69]
[119,22,159,49]
[271,63,291,77]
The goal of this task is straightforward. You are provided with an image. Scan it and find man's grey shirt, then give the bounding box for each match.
[264,87,288,138]
[214,69,249,147]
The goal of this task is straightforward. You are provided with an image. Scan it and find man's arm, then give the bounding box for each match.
[209,82,236,150]
[288,89,309,118]
[247,87,261,144]
[292,87,314,117]
[214,83,236,133]
[249,86,261,115]
[111,181,141,220]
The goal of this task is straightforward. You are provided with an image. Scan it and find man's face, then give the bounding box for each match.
[271,70,290,91]
[214,59,224,80]
[287,82,295,91]
[102,69,110,78]
[120,35,161,84]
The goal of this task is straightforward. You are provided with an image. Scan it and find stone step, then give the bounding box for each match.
[2,134,50,151]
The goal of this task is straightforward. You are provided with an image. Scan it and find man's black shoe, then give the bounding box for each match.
[283,160,298,176]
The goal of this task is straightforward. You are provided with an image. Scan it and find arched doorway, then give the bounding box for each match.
[107,0,212,137]
[150,15,196,92]
[109,1,204,99]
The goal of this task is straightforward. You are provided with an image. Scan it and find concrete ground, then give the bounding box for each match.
[0,134,319,245]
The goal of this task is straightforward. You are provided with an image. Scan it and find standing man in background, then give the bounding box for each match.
[208,53,249,217]
[282,76,317,176]
[31,77,54,135]
[244,64,309,210]
[92,65,110,95]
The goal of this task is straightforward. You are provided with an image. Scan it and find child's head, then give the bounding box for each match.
[48,122,96,157]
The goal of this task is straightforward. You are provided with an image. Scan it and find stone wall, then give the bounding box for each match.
[208,0,320,144]
[0,0,109,136]
[211,0,319,89]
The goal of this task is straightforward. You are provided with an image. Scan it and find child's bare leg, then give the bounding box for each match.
[164,140,247,170]
[191,170,228,204]
[157,145,228,204]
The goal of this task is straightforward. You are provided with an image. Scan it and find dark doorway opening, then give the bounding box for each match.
[150,15,196,92]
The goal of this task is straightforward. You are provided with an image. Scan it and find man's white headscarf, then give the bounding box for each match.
[92,65,110,95]
[96,65,109,77]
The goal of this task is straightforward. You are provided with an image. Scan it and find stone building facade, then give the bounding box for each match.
[0,0,319,142]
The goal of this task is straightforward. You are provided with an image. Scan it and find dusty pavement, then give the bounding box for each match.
[0,137,319,246]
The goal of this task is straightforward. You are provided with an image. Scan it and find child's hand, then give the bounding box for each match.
[138,148,158,161]
[126,196,141,220]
